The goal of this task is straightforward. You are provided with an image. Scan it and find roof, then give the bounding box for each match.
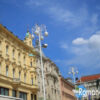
[78,74,100,83]
[0,24,38,55]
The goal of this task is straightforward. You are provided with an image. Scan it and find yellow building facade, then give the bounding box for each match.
[0,24,38,100]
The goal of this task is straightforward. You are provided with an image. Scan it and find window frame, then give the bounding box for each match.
[6,65,8,76]
[6,45,9,55]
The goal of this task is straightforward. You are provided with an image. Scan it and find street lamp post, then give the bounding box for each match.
[68,67,78,100]
[68,67,78,84]
[32,24,48,100]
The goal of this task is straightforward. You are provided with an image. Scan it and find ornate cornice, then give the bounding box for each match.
[0,24,38,56]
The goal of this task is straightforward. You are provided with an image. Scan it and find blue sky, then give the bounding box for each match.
[0,0,100,79]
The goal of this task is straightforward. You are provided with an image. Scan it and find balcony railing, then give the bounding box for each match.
[0,74,39,91]
[13,78,20,85]
[0,95,22,100]
[18,61,21,66]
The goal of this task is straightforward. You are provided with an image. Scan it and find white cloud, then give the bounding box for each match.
[72,38,88,45]
[25,0,99,33]
[66,33,100,69]
[73,34,100,50]
[48,5,89,27]
[59,32,100,74]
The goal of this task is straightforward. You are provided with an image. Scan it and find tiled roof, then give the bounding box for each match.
[78,74,100,82]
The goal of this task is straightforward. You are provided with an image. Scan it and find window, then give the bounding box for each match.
[23,56,26,64]
[31,78,33,85]
[13,69,15,78]
[24,73,26,82]
[31,94,34,100]
[30,62,32,67]
[0,87,9,96]
[18,53,20,61]
[6,65,8,76]
[55,89,56,94]
[19,71,21,80]
[12,49,15,59]
[34,95,37,100]
[19,92,27,100]
[12,90,16,97]
[6,45,8,55]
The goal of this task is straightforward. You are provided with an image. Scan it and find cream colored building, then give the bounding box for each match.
[0,24,38,100]
[36,56,61,100]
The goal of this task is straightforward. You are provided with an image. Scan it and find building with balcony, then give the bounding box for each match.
[0,24,38,100]
[36,57,61,100]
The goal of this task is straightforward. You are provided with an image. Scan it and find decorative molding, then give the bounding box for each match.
[5,57,11,66]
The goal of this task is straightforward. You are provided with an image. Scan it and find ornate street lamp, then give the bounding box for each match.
[32,24,48,100]
[68,67,78,84]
